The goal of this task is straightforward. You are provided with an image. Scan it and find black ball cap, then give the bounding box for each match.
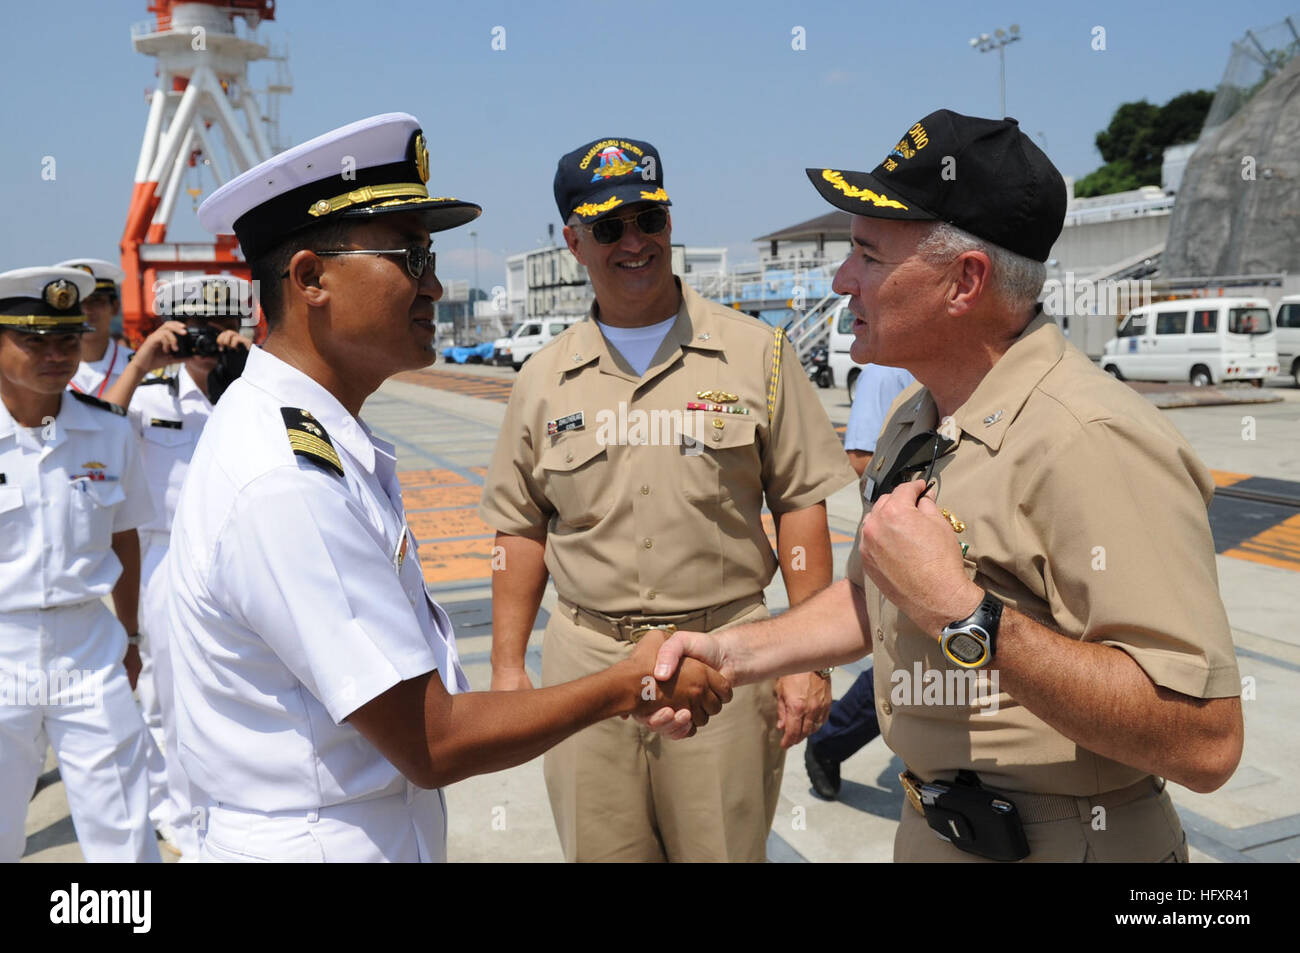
[806,109,1066,263]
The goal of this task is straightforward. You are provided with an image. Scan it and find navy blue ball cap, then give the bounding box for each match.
[807,109,1066,262]
[554,137,670,222]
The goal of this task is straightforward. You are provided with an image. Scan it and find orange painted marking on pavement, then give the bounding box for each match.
[397,468,471,487]
[402,485,483,509]
[393,368,515,404]
[1210,469,1252,489]
[1223,513,1300,573]
[419,538,497,584]
[409,509,495,542]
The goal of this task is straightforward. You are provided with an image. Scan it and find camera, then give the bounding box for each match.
[173,326,222,358]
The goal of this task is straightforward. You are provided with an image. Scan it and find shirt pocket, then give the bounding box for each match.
[540,433,613,529]
[69,480,126,551]
[675,412,760,503]
[0,485,24,560]
[143,424,190,448]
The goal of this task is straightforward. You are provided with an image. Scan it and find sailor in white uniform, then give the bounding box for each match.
[0,266,160,863]
[103,275,252,860]
[56,259,134,399]
[168,112,730,863]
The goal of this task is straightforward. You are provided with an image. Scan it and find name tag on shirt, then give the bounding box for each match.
[150,418,183,430]
[547,412,584,436]
[392,525,411,572]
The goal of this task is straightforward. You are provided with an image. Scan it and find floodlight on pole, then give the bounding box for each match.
[970,25,1023,117]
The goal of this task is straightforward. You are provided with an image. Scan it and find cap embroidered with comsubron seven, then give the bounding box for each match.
[806,108,1067,263]
[197,113,482,260]
[281,407,343,477]
[553,137,671,221]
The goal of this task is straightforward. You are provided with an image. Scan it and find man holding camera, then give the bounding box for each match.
[103,274,252,860]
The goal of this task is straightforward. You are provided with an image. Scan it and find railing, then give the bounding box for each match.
[1063,194,1175,227]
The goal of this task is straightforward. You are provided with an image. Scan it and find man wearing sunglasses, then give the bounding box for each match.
[650,110,1243,863]
[159,115,728,863]
[481,137,855,861]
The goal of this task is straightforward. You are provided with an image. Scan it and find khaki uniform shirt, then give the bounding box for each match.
[481,281,856,614]
[847,313,1241,796]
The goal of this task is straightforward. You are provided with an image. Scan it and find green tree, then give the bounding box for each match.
[1074,91,1212,197]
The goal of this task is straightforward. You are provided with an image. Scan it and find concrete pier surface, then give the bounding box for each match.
[22,364,1300,863]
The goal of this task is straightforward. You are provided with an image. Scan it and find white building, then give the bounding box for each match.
[501,244,728,321]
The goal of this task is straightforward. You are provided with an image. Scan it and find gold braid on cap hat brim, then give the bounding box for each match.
[0,314,88,329]
[308,182,459,218]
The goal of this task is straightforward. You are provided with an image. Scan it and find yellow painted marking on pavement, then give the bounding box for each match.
[1210,469,1252,488]
[1223,513,1300,573]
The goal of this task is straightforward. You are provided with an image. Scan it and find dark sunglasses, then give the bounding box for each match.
[284,245,435,280]
[584,207,669,245]
[870,430,953,503]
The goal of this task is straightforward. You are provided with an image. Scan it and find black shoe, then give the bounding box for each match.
[804,743,841,800]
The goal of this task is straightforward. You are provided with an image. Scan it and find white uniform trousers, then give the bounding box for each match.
[198,784,448,863]
[0,600,160,862]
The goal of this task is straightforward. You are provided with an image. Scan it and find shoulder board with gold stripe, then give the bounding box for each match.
[70,390,127,416]
[280,407,344,477]
[140,371,179,395]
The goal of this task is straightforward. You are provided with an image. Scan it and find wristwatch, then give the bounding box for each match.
[940,592,1003,669]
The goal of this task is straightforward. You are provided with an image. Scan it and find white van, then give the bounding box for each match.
[825,297,863,401]
[493,317,579,371]
[1100,297,1278,387]
[1273,295,1300,386]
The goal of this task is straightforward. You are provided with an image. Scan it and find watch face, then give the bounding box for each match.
[948,632,986,664]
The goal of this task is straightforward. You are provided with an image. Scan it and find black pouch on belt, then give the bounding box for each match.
[920,770,1030,862]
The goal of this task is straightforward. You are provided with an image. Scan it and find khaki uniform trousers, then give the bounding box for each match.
[541,599,784,862]
[894,776,1189,862]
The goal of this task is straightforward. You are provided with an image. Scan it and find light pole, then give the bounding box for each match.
[469,229,479,339]
[970,25,1022,117]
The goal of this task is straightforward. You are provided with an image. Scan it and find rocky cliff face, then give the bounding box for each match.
[1164,55,1300,276]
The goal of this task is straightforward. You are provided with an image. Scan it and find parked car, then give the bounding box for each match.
[1274,294,1300,386]
[493,317,579,371]
[441,341,496,364]
[1100,297,1278,387]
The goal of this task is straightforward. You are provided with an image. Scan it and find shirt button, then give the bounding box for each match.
[643,538,653,549]
[565,452,573,463]
[640,485,650,495]
[875,626,883,639]
[712,432,722,442]
[881,700,893,716]
[647,590,656,600]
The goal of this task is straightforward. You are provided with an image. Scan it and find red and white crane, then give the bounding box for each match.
[120,0,288,342]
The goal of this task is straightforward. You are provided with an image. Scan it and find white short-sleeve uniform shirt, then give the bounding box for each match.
[0,392,154,612]
[163,346,468,862]
[126,365,212,557]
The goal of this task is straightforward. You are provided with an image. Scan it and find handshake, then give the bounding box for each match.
[621,628,735,740]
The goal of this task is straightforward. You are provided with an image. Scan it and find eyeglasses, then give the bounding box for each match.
[870,430,952,504]
[284,245,435,280]
[582,206,669,245]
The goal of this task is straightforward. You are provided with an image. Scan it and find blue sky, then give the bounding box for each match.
[4,1,1297,290]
